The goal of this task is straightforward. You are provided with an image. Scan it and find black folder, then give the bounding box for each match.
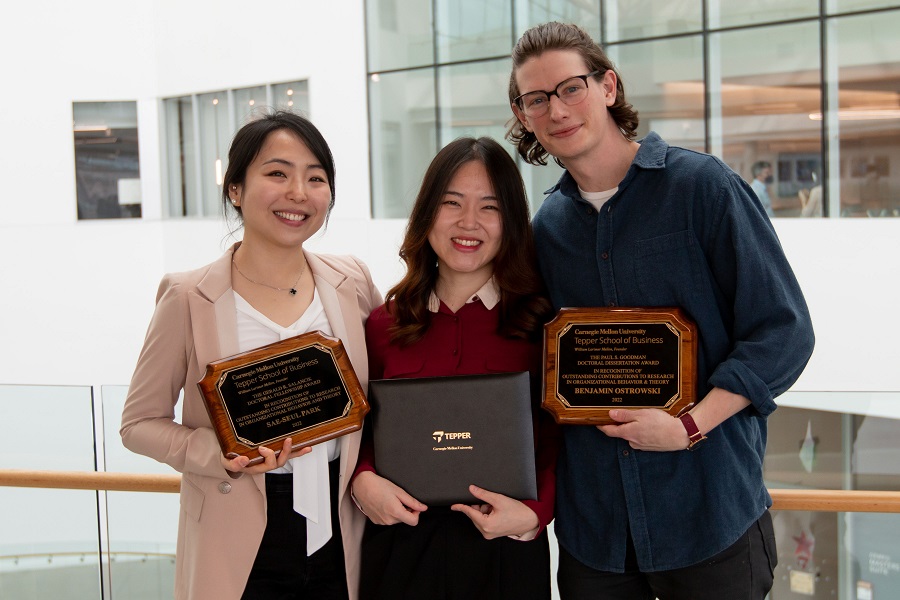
[369,371,537,506]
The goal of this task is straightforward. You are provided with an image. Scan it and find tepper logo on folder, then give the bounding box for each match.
[432,430,471,443]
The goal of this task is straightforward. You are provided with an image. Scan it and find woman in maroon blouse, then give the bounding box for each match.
[351,137,558,599]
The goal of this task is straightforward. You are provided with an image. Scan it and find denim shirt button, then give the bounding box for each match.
[601,252,609,260]
[586,207,594,215]
[608,301,616,307]
[623,450,629,457]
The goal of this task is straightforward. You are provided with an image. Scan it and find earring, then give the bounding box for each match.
[231,198,238,206]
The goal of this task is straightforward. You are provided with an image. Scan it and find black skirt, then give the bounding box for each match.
[359,507,550,600]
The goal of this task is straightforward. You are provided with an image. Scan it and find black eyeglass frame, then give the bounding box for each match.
[513,69,603,113]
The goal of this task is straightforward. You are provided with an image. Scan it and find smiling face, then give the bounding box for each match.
[227,129,331,251]
[512,49,618,166]
[426,160,503,283]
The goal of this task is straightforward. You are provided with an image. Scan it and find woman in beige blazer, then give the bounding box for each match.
[121,111,381,600]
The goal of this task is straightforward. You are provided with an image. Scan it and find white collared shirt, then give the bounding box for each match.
[427,277,501,312]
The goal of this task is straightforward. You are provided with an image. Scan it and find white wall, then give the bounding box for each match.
[0,1,898,397]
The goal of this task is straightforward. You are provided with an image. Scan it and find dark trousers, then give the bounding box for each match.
[558,510,777,600]
[241,459,348,600]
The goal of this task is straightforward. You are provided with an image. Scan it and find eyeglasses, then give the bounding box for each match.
[514,70,602,118]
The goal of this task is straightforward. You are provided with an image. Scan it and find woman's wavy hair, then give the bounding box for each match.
[506,22,640,166]
[385,137,553,346]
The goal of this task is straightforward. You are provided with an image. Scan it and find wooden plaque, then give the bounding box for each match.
[198,331,368,465]
[543,307,697,425]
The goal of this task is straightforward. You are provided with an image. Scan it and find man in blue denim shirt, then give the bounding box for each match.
[506,23,815,599]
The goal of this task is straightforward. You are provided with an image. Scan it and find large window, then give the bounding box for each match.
[517,0,601,40]
[833,10,900,217]
[604,0,701,42]
[435,0,512,63]
[712,21,823,216]
[610,36,706,152]
[162,81,309,218]
[366,0,900,219]
[73,102,141,220]
[708,0,818,29]
[366,0,434,72]
[369,68,436,219]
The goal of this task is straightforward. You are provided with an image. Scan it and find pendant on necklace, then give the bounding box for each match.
[290,288,297,295]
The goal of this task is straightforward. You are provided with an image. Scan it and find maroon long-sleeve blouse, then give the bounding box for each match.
[354,299,559,534]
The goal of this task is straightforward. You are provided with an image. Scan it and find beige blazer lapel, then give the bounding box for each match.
[305,251,367,501]
[189,247,240,371]
[186,245,267,494]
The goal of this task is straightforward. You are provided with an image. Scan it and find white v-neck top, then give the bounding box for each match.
[233,288,338,555]
[233,288,339,464]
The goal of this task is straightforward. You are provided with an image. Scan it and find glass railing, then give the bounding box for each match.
[0,385,103,598]
[0,384,180,600]
[1,385,899,599]
[765,391,900,599]
[100,385,179,599]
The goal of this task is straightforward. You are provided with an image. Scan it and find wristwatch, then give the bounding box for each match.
[679,413,707,450]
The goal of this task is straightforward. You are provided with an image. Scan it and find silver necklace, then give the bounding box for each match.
[232,255,305,295]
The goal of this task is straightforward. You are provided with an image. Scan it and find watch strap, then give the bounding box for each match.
[679,413,707,450]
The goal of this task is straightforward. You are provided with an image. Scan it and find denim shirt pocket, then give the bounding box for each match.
[633,229,704,306]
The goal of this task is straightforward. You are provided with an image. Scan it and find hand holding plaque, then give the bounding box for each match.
[543,307,697,425]
[198,331,368,465]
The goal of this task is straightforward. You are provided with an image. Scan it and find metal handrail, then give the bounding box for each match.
[0,550,175,562]
[2,469,900,513]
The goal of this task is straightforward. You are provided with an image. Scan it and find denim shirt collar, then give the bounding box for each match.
[544,131,670,200]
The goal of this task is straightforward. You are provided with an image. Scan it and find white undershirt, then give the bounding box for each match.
[578,185,618,212]
[234,288,337,555]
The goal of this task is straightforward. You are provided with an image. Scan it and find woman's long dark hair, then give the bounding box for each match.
[385,137,552,345]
